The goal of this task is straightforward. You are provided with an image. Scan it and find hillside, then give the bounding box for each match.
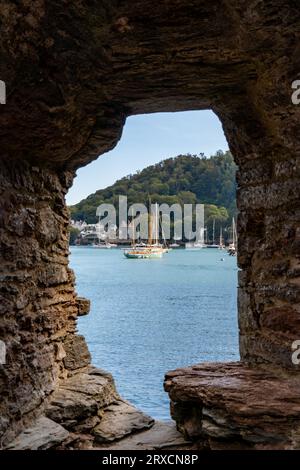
[69,150,237,232]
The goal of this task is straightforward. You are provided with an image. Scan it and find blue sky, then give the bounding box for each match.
[67,110,229,205]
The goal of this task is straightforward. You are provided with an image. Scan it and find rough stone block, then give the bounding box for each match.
[164,362,300,449]
[63,334,91,370]
[76,297,91,316]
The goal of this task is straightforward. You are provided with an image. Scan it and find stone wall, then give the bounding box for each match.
[233,136,300,368]
[0,160,92,445]
[0,0,300,448]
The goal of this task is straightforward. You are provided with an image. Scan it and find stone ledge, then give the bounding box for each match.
[95,421,193,450]
[6,417,69,450]
[164,362,300,449]
[46,367,118,429]
[44,366,155,449]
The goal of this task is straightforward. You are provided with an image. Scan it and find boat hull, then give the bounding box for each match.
[93,244,111,249]
[124,251,163,259]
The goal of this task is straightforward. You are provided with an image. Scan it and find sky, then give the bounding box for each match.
[67,110,229,205]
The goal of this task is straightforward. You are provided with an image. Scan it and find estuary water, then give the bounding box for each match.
[70,247,239,420]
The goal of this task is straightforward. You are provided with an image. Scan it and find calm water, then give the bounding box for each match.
[70,247,239,420]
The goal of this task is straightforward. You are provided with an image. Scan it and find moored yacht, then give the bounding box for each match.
[124,203,165,259]
[206,218,219,248]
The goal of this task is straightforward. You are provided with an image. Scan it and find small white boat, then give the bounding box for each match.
[185,241,203,250]
[185,227,205,250]
[93,215,117,248]
[169,242,180,248]
[93,243,112,249]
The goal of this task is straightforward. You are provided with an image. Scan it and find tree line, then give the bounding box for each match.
[69,150,237,242]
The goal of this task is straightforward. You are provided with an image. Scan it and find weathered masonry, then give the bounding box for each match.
[0,0,299,449]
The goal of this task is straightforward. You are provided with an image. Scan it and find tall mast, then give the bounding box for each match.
[232,217,236,246]
[234,217,237,247]
[155,203,158,245]
[234,217,236,246]
[220,226,223,246]
[200,227,204,244]
[212,218,215,244]
[233,217,235,246]
[98,215,101,244]
[161,219,167,247]
[148,199,152,245]
[131,208,135,247]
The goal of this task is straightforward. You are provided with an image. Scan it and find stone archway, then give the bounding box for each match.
[0,0,300,449]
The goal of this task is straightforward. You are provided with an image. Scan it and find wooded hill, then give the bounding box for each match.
[69,150,237,240]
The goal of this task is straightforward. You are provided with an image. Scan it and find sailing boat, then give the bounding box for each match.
[219,226,225,250]
[93,220,117,248]
[185,226,205,250]
[206,219,219,248]
[228,217,237,256]
[124,203,165,259]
